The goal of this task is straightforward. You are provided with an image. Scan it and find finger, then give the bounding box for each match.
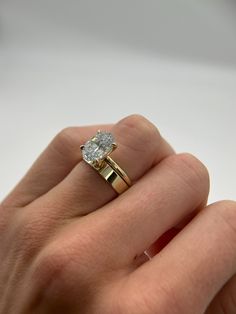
[205,274,236,314]
[147,208,200,257]
[147,227,181,257]
[37,114,174,217]
[86,153,209,265]
[2,125,111,207]
[133,200,236,314]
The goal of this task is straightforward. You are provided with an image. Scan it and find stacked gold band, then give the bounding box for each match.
[97,156,131,194]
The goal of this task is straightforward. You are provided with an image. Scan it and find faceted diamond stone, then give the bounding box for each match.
[82,131,115,163]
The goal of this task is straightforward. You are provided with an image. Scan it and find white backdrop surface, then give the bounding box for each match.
[0,1,236,203]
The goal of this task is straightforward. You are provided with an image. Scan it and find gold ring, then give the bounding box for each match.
[80,130,131,194]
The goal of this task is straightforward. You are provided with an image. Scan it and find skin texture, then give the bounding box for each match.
[0,114,235,314]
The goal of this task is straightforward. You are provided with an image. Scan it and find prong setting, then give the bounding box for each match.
[112,143,117,150]
[81,131,116,167]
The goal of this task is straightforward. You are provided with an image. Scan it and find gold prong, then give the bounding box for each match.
[112,143,117,150]
[80,145,85,150]
[92,158,103,169]
[92,160,98,168]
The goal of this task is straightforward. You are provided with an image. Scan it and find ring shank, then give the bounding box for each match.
[97,157,131,194]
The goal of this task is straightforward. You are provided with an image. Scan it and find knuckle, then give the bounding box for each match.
[149,281,187,314]
[121,114,159,137]
[127,285,182,314]
[13,211,51,260]
[56,127,75,144]
[165,153,210,193]
[31,247,68,289]
[0,204,12,233]
[29,247,74,306]
[30,242,92,303]
[117,115,160,151]
[212,200,236,240]
[52,127,80,157]
[121,275,183,314]
[177,153,209,183]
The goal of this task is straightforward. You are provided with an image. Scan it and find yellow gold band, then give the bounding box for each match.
[97,157,131,194]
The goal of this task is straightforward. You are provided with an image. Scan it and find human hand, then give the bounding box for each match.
[0,115,235,314]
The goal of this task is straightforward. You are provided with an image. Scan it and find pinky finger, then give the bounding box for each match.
[131,200,236,314]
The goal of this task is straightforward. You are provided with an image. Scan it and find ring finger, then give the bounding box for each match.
[31,114,174,218]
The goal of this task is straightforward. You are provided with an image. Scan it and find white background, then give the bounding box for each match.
[0,0,236,203]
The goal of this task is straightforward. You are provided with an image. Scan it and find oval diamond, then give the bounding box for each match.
[82,131,115,163]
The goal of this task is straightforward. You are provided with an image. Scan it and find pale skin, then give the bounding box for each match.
[0,115,236,314]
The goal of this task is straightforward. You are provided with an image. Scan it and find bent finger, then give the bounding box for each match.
[2,125,111,207]
[37,115,174,218]
[132,200,236,314]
